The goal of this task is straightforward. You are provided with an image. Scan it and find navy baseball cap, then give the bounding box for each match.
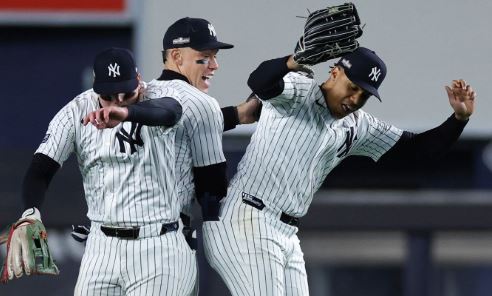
[335,47,387,101]
[163,17,234,51]
[93,47,139,95]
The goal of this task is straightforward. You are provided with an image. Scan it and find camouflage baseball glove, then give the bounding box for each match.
[293,2,363,66]
[1,208,59,283]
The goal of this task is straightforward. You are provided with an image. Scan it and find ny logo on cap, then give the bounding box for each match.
[208,23,216,37]
[369,67,381,82]
[108,63,121,78]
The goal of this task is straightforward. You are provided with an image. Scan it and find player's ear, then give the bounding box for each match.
[330,66,340,80]
[170,49,183,65]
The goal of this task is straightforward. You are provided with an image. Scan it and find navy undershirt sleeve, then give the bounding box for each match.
[247,55,291,99]
[193,162,228,221]
[22,153,60,210]
[126,97,183,126]
[221,106,239,132]
[380,114,468,162]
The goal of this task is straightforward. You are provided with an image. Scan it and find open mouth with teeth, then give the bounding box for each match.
[341,104,352,114]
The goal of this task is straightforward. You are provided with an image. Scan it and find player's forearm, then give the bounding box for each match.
[22,153,60,210]
[247,55,291,99]
[126,97,183,126]
[382,114,468,161]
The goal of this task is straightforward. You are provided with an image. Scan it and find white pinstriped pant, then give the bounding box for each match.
[74,222,197,296]
[203,189,309,296]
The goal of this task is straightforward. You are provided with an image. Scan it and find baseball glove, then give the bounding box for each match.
[1,213,59,283]
[293,2,363,66]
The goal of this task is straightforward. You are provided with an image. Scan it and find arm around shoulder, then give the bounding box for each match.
[127,97,183,126]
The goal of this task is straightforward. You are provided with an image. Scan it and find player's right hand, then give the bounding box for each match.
[237,93,262,124]
[82,106,129,129]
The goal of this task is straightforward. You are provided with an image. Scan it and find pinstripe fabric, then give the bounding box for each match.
[36,88,196,295]
[229,72,403,217]
[146,79,225,216]
[203,188,308,296]
[75,223,197,296]
[203,71,403,295]
[146,78,225,295]
[36,89,180,226]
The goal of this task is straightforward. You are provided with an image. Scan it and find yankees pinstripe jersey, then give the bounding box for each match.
[36,89,180,226]
[145,77,225,214]
[229,71,403,217]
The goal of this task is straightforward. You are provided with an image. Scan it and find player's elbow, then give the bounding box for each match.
[165,99,182,126]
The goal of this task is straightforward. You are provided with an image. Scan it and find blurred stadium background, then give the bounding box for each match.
[1,0,491,295]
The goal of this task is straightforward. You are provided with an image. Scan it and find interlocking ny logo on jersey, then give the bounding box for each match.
[115,122,143,154]
[108,63,120,77]
[369,67,381,82]
[337,126,357,158]
[208,23,216,37]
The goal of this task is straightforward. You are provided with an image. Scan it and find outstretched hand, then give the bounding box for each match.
[445,79,476,121]
[82,106,129,129]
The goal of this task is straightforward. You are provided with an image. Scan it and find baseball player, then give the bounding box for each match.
[5,48,196,295]
[146,17,260,242]
[145,17,262,294]
[202,47,476,295]
[143,16,233,294]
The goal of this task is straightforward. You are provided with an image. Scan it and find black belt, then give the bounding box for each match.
[242,195,300,227]
[100,222,179,239]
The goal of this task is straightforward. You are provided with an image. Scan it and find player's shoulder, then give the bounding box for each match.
[344,109,380,129]
[146,79,181,99]
[48,89,97,123]
[285,71,316,86]
[63,89,98,112]
[146,79,220,112]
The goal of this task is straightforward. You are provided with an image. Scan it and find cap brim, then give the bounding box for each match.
[93,79,138,95]
[192,41,234,51]
[337,61,382,102]
[352,80,382,102]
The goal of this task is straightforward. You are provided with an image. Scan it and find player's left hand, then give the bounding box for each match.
[82,106,129,129]
[445,79,476,121]
[237,93,262,124]
[1,208,59,283]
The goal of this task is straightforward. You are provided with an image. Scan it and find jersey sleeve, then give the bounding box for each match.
[262,72,313,116]
[183,98,225,167]
[35,105,76,166]
[351,111,403,161]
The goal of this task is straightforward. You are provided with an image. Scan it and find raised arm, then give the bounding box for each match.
[381,79,475,162]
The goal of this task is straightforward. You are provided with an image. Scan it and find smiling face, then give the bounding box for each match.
[167,47,219,93]
[321,66,370,119]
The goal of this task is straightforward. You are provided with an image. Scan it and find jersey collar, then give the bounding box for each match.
[157,69,191,84]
